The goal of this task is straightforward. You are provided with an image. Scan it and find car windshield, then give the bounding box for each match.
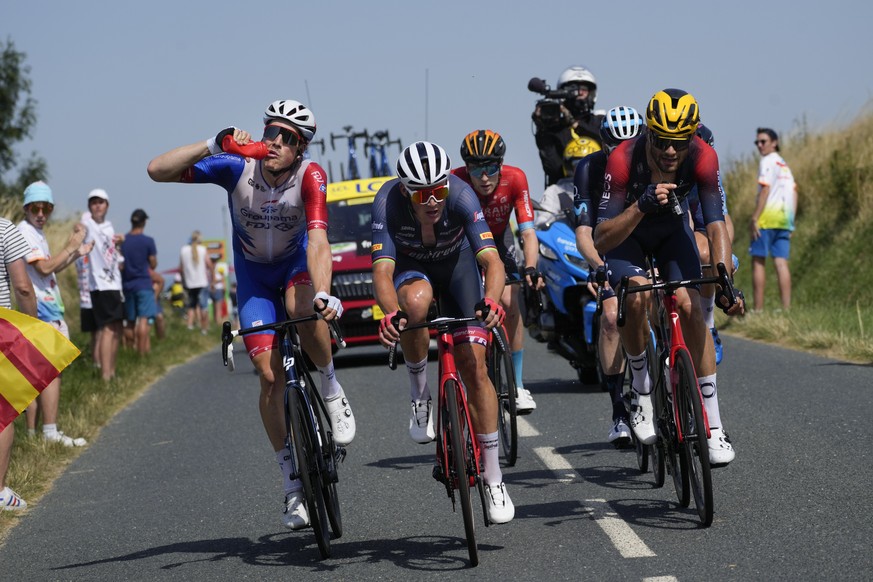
[328,200,372,245]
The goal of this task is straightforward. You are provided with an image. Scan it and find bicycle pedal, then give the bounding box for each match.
[335,446,347,464]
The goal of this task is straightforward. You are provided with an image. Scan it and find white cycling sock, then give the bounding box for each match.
[628,350,652,395]
[276,448,300,494]
[698,373,721,428]
[406,357,430,401]
[477,432,502,485]
[316,361,341,400]
[702,294,716,329]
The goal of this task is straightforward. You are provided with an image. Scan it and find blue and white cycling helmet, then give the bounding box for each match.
[696,123,715,147]
[396,141,451,189]
[600,106,645,153]
[264,100,317,143]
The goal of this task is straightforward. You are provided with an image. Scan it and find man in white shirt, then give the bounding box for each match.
[80,189,124,381]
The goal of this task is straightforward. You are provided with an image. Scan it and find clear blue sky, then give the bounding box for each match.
[4,1,872,270]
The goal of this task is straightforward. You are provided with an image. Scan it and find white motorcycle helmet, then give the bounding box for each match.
[557,66,598,113]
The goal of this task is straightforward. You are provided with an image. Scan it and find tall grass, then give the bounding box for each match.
[719,103,873,362]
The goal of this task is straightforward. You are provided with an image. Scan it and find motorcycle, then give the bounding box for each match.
[523,201,600,385]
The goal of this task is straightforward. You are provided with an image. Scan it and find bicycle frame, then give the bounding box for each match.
[330,126,368,181]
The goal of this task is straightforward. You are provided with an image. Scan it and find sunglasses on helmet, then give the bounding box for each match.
[467,163,501,179]
[407,184,450,205]
[263,124,301,147]
[649,132,692,152]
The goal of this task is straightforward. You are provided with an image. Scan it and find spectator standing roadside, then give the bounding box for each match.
[179,230,212,334]
[120,209,158,355]
[81,189,124,381]
[0,217,37,510]
[750,128,797,312]
[17,182,91,446]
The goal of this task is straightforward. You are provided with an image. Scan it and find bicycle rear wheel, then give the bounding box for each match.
[446,379,478,567]
[488,328,518,466]
[288,386,331,558]
[301,363,343,539]
[674,348,714,526]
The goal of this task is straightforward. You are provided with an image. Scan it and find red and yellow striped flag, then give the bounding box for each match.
[0,307,80,432]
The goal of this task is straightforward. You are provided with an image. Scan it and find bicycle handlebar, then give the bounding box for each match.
[387,316,480,371]
[616,262,734,328]
[330,129,369,151]
[221,314,345,369]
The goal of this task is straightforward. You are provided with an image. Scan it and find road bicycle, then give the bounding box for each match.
[617,261,738,527]
[221,315,347,558]
[329,126,369,181]
[388,315,491,567]
[364,130,402,178]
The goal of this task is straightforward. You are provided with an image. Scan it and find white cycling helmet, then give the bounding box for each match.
[558,66,597,93]
[600,106,645,152]
[263,99,317,142]
[396,141,451,189]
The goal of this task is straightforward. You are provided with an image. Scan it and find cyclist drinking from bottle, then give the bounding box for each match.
[573,105,645,446]
[147,99,355,529]
[593,89,744,466]
[372,141,514,524]
[452,130,543,414]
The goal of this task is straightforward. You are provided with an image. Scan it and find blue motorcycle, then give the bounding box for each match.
[524,203,599,385]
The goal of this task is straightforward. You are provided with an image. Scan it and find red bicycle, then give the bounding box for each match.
[388,315,490,567]
[617,261,739,527]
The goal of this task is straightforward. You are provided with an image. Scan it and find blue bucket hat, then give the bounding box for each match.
[23,181,54,206]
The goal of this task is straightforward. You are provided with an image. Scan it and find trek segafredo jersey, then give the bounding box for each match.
[183,154,328,263]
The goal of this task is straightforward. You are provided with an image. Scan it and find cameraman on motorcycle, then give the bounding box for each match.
[573,106,646,446]
[453,130,544,414]
[531,66,605,187]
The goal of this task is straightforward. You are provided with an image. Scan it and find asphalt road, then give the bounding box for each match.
[1,333,871,581]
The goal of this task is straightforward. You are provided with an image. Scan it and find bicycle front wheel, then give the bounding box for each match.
[288,386,331,558]
[301,363,343,539]
[674,348,714,526]
[445,379,478,567]
[488,328,518,467]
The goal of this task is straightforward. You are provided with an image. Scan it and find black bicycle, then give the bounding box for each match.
[221,315,347,557]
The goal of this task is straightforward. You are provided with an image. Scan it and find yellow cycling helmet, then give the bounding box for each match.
[646,88,700,139]
[563,135,601,175]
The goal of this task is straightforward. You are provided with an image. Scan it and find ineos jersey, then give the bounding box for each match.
[182,154,328,263]
[452,165,535,236]
[597,136,725,226]
[371,175,496,264]
[572,150,608,228]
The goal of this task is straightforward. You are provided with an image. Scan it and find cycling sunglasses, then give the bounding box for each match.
[263,124,301,147]
[468,163,501,178]
[26,202,54,215]
[407,184,450,205]
[648,132,692,152]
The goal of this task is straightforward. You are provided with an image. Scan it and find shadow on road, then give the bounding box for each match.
[53,533,502,572]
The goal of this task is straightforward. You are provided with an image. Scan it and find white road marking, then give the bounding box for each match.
[532,446,657,559]
[585,498,656,558]
[517,415,541,436]
[643,577,679,582]
[532,446,576,482]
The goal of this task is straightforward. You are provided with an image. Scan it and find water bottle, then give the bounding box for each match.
[583,300,597,344]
